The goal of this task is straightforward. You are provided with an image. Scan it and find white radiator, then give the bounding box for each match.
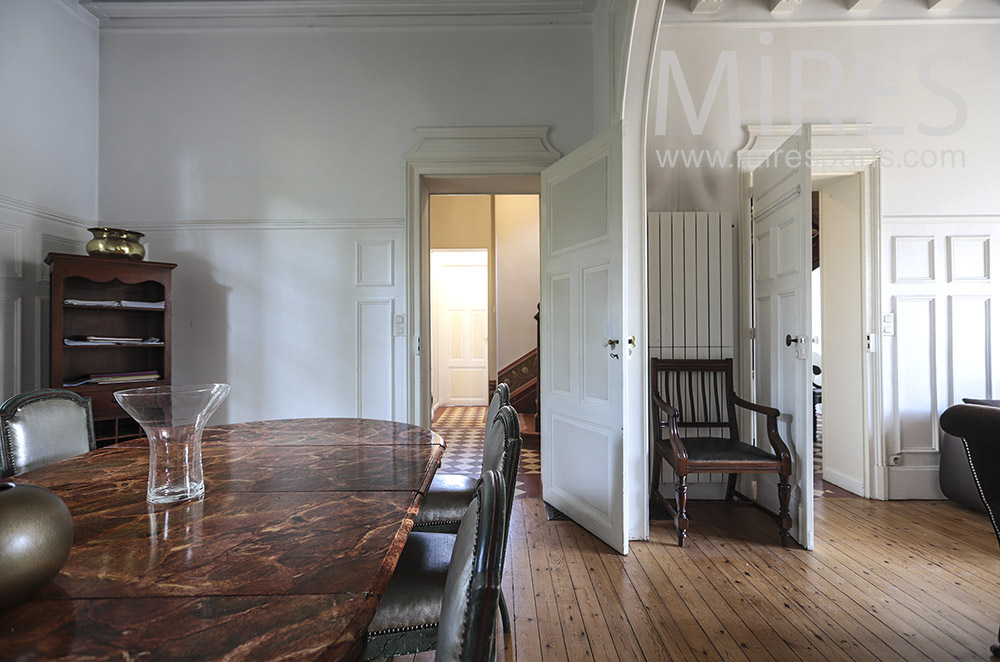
[648,211,735,490]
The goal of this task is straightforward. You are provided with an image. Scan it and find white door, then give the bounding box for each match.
[431,250,489,407]
[540,122,627,554]
[750,127,814,550]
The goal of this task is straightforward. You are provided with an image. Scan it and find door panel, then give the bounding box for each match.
[541,122,627,554]
[751,127,813,550]
[431,251,489,407]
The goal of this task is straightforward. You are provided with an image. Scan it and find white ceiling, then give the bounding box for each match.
[77,0,599,27]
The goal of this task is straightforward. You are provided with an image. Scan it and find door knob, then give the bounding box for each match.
[785,334,800,346]
[604,339,619,349]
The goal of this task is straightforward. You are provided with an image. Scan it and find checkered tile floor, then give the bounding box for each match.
[432,406,541,498]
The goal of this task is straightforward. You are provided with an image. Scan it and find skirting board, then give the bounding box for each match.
[821,468,865,496]
[887,466,946,500]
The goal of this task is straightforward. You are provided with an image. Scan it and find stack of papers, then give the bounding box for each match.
[120,300,166,309]
[63,370,161,387]
[64,299,120,307]
[64,336,163,346]
[63,299,166,309]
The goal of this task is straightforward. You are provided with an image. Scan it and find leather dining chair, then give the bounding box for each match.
[362,412,519,660]
[413,383,510,532]
[1,389,97,478]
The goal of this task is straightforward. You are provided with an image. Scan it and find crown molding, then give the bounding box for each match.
[78,0,596,28]
[0,194,92,230]
[407,126,561,166]
[119,217,406,231]
[54,0,101,30]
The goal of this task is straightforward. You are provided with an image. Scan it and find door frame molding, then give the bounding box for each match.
[737,123,886,500]
[404,126,560,426]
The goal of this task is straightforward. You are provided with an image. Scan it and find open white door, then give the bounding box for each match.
[750,127,814,550]
[540,122,627,554]
[431,250,489,407]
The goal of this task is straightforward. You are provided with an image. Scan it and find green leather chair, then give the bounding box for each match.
[1,389,96,478]
[364,470,507,661]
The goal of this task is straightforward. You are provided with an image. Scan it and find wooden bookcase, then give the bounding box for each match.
[46,253,176,446]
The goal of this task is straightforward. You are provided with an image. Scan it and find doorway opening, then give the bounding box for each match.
[425,190,542,435]
[811,175,868,500]
[425,190,543,498]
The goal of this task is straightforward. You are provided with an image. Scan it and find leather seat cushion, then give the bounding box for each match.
[367,531,455,633]
[682,436,778,463]
[413,474,477,526]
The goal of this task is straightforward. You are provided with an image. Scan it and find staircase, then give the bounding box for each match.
[496,351,539,444]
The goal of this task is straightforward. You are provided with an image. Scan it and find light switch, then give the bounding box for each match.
[393,314,405,337]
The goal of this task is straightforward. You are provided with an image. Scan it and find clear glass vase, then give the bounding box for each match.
[114,384,230,505]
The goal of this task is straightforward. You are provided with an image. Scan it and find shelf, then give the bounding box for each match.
[64,343,165,348]
[48,253,176,445]
[64,304,166,312]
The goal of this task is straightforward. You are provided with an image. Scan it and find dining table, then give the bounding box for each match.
[0,417,445,661]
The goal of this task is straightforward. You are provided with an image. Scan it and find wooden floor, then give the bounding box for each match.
[392,495,1000,661]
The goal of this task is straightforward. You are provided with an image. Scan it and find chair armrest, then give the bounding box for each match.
[731,393,792,464]
[650,392,688,463]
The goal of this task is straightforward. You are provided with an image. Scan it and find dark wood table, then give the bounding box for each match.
[1,418,444,661]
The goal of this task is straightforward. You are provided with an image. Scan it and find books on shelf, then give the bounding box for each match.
[63,370,161,387]
[64,336,163,346]
[64,298,165,310]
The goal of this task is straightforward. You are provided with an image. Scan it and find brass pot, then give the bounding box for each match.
[0,483,74,609]
[86,227,146,260]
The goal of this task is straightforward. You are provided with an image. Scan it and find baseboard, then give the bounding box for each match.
[821,468,865,496]
[887,466,946,500]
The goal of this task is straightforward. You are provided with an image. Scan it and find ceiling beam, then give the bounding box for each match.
[843,0,884,11]
[768,0,802,13]
[927,0,965,10]
[689,0,723,14]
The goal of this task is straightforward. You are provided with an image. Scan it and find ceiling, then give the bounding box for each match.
[76,0,599,27]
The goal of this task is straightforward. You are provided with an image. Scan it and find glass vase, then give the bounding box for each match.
[114,384,230,505]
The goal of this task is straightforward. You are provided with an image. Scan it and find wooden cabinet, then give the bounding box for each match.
[46,253,176,446]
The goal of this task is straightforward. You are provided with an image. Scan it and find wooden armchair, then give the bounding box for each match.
[649,358,792,547]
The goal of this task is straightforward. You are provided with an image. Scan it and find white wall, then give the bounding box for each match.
[0,0,99,402]
[99,26,593,422]
[646,20,1000,498]
[647,22,1000,217]
[495,194,540,369]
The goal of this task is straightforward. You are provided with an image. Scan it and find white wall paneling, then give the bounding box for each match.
[357,299,394,420]
[881,218,1000,499]
[140,223,406,425]
[0,295,23,399]
[356,241,394,288]
[647,210,734,495]
[0,199,88,403]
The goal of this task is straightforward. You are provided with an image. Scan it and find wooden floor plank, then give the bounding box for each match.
[815,507,994,654]
[508,499,543,662]
[374,495,1000,662]
[522,499,572,662]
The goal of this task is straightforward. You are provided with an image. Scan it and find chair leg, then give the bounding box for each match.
[498,587,511,633]
[650,449,662,497]
[675,474,689,547]
[725,473,737,501]
[778,473,792,546]
[991,623,999,657]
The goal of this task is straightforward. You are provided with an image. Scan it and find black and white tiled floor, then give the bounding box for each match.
[432,406,541,498]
